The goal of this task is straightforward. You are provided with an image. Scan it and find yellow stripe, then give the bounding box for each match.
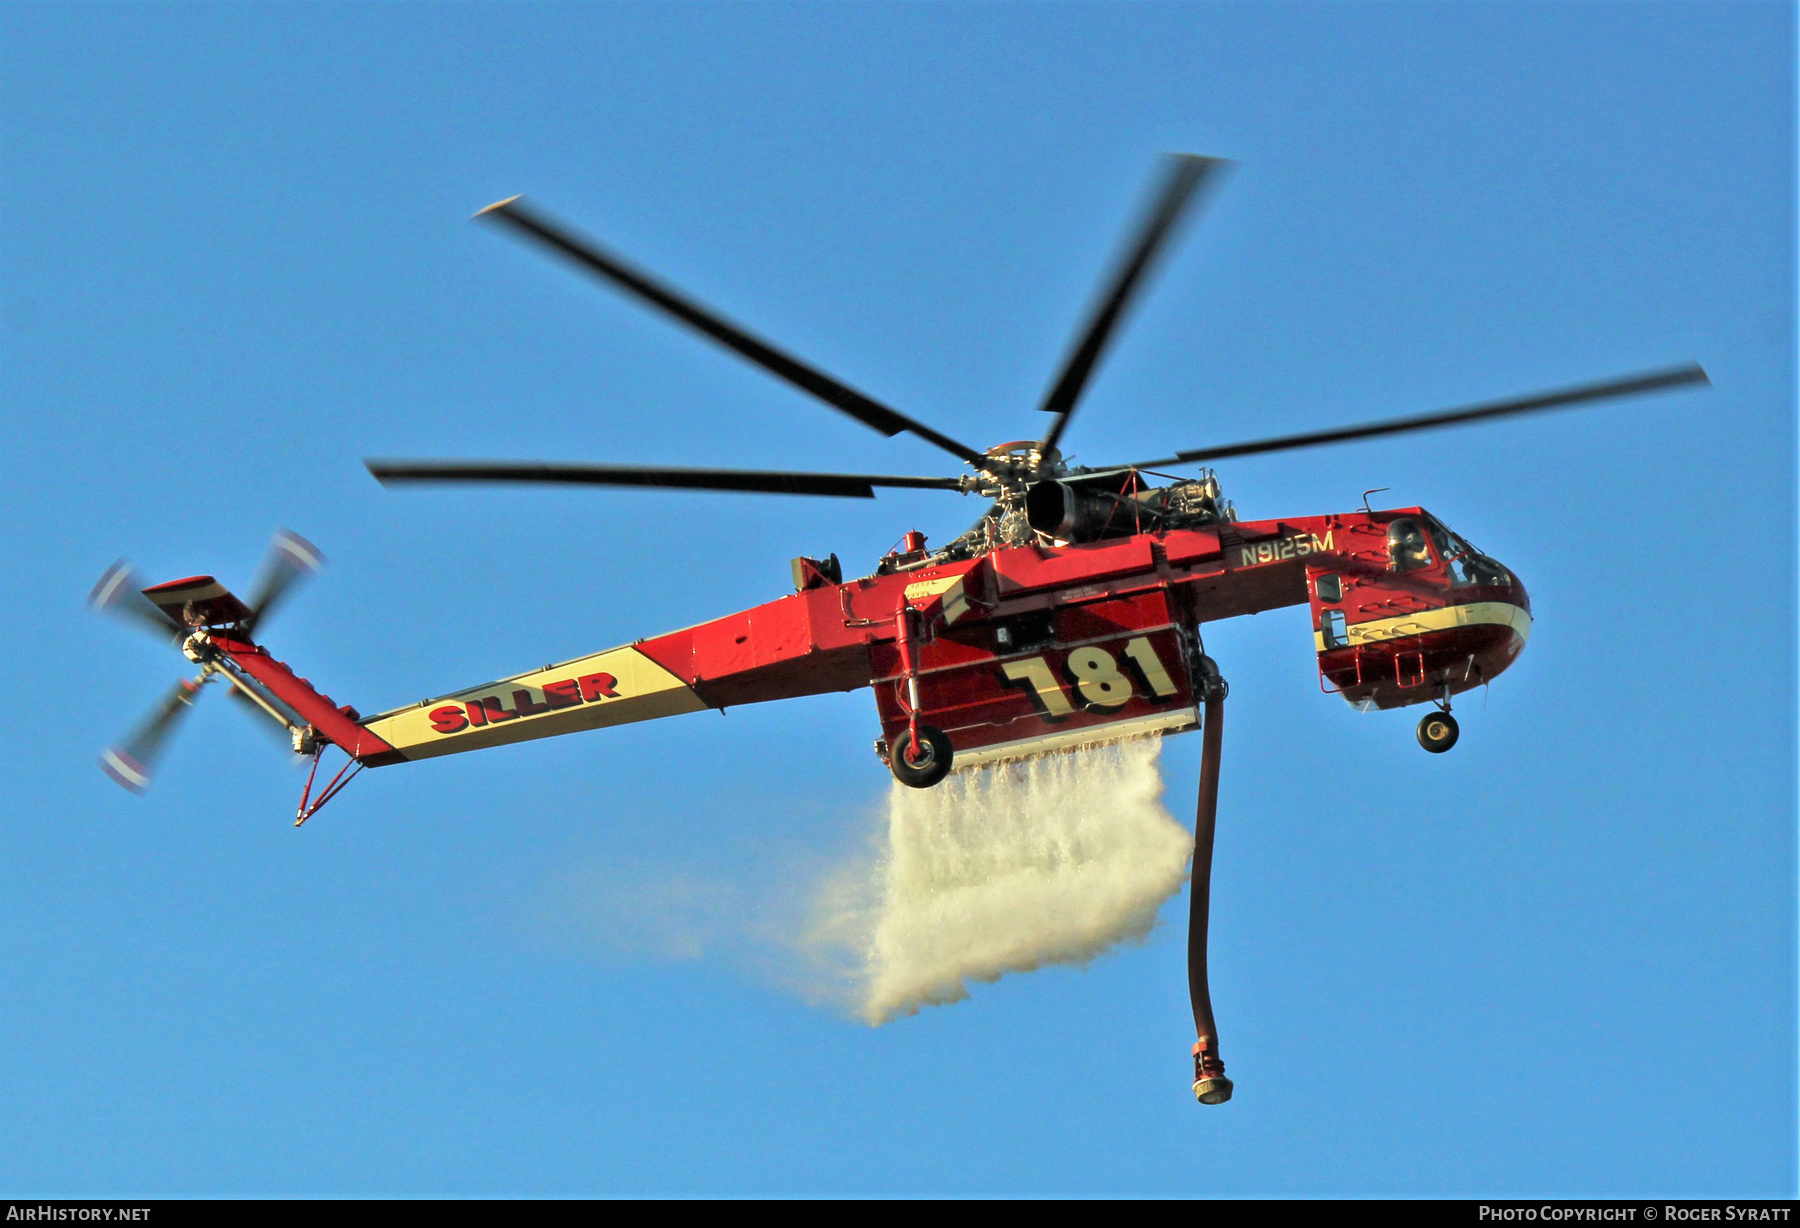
[363,645,706,761]
[1314,601,1531,652]
[905,573,973,624]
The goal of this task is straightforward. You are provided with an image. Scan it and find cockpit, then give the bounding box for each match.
[1386,519,1432,572]
[1386,513,1513,588]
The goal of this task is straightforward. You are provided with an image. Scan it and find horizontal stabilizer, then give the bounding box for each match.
[141,576,254,630]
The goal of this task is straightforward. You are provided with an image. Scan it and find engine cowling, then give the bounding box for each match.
[1024,480,1121,542]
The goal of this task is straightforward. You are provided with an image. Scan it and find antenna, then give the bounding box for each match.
[1361,487,1391,514]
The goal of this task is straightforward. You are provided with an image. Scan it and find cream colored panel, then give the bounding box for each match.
[904,573,973,624]
[362,645,708,761]
[1313,601,1532,652]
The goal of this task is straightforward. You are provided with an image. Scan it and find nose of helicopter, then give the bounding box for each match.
[1443,561,1533,697]
[1421,517,1533,695]
[1316,537,1534,713]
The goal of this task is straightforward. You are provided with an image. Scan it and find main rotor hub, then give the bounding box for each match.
[983,440,1063,482]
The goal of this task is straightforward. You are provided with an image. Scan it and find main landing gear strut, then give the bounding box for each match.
[889,601,953,788]
[1189,655,1234,1106]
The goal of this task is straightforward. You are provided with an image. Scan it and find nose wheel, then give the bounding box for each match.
[1417,709,1459,753]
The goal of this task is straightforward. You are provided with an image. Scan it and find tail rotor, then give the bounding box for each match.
[244,530,324,636]
[87,560,181,645]
[99,675,208,792]
[90,530,324,792]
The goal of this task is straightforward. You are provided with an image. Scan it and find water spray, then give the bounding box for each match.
[809,733,1195,1026]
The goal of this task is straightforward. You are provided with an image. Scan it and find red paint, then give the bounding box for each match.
[196,504,1530,769]
[478,696,517,722]
[205,633,397,761]
[429,705,468,734]
[872,595,1196,756]
[578,673,618,701]
[422,671,636,741]
[991,536,1155,595]
[543,679,582,709]
[1299,510,1533,709]
[625,506,1527,762]
[140,576,255,627]
[1159,528,1223,567]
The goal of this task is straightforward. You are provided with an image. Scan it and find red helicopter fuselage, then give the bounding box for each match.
[88,154,1697,1105]
[172,503,1526,780]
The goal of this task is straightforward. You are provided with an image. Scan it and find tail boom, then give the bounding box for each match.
[357,643,708,761]
[205,633,399,763]
[350,569,948,763]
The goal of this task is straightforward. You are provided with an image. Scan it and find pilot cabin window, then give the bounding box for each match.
[1314,573,1342,603]
[1386,518,1432,572]
[1321,608,1347,649]
[1420,514,1510,588]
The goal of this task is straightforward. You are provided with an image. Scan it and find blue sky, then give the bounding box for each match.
[1,1,1792,1197]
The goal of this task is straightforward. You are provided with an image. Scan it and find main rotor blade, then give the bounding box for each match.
[88,560,181,644]
[1037,155,1228,456]
[1134,364,1710,468]
[244,529,323,636]
[365,459,966,499]
[476,197,987,467]
[100,675,205,792]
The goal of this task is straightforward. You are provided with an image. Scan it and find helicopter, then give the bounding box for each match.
[90,155,1708,1105]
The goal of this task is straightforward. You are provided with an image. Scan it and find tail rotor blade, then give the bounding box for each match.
[100,676,206,792]
[244,530,323,635]
[88,560,181,644]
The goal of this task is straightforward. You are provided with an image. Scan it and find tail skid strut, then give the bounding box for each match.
[203,633,386,825]
[294,747,364,827]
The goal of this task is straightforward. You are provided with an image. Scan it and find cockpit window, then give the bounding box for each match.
[1423,514,1510,587]
[1386,518,1432,572]
[1424,520,1451,560]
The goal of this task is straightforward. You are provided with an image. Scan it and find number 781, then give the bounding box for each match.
[1000,636,1180,717]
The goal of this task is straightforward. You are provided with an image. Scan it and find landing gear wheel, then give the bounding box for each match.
[889,724,953,788]
[1417,710,1459,754]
